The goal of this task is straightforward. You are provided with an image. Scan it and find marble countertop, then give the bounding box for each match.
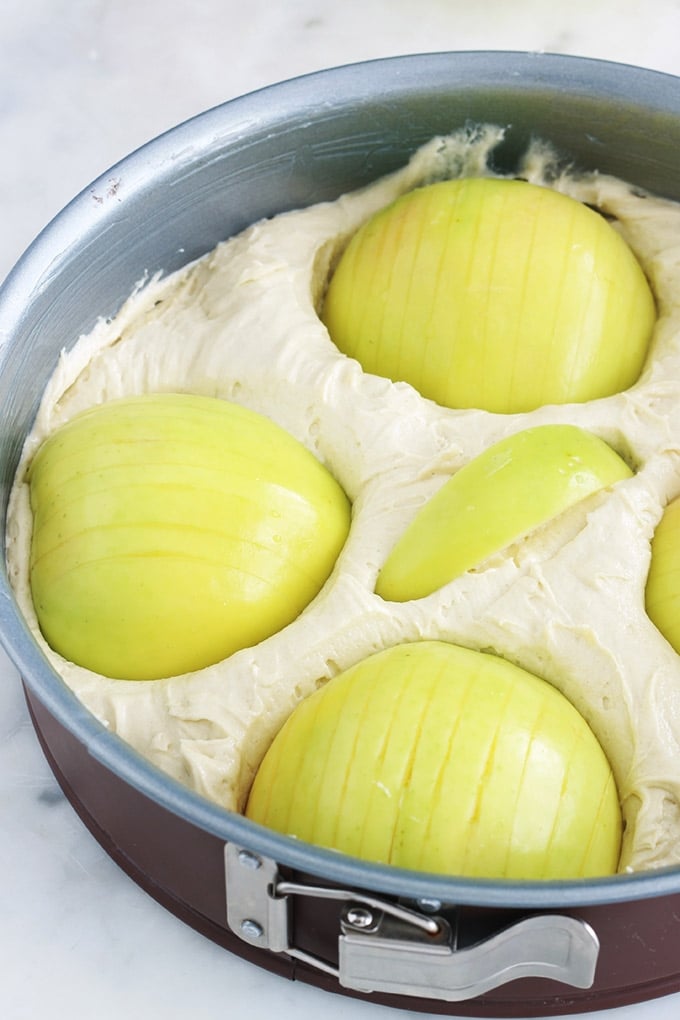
[2,2,680,1018]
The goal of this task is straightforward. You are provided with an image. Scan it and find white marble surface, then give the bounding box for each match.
[3,2,680,1018]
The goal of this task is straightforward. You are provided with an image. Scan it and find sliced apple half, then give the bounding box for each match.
[645,495,680,654]
[376,424,632,602]
[322,177,655,413]
[28,393,351,680]
[246,641,622,879]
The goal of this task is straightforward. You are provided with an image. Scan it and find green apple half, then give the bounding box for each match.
[28,393,351,680]
[645,495,680,654]
[376,424,632,602]
[322,177,655,413]
[246,641,622,879]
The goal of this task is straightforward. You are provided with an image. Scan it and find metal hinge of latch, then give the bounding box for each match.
[224,843,600,1002]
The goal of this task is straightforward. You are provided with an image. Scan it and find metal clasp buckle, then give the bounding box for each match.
[224,843,600,1001]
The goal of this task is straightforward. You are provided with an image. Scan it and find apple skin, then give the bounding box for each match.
[28,393,351,681]
[376,424,633,602]
[245,641,622,880]
[322,177,656,413]
[645,496,680,653]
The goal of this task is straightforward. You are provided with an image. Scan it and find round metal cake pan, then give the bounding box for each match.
[2,51,680,1017]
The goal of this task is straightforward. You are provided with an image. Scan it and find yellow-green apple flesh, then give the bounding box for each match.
[646,495,680,654]
[376,424,632,601]
[246,641,622,879]
[322,177,655,413]
[28,393,351,680]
